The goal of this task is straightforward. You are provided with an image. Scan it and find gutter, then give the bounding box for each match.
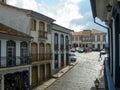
[94,17,108,29]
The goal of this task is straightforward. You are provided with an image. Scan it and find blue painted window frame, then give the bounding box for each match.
[20,41,28,64]
[66,36,69,50]
[54,54,58,69]
[7,40,16,67]
[54,33,58,51]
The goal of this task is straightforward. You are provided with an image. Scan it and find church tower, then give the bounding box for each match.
[0,0,6,3]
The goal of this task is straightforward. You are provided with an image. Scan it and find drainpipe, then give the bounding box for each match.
[93,17,109,51]
[94,17,108,29]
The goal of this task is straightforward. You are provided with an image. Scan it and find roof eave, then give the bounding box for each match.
[90,0,108,21]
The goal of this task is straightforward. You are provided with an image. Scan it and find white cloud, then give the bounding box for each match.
[7,0,92,32]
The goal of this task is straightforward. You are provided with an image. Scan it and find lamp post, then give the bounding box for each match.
[106,4,112,12]
[94,78,99,89]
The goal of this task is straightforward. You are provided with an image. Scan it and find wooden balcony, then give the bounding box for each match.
[38,31,47,39]
[30,53,52,62]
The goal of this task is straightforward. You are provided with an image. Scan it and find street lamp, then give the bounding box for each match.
[106,4,112,12]
[94,78,99,89]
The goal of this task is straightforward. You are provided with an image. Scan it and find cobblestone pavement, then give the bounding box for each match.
[46,52,106,90]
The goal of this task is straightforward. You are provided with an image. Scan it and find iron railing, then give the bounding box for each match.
[60,44,64,51]
[104,58,115,90]
[38,31,47,39]
[66,45,69,51]
[54,44,58,51]
[0,56,30,68]
[30,53,52,62]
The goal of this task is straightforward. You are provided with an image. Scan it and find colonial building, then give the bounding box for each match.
[51,24,73,74]
[72,29,106,50]
[90,0,120,89]
[0,23,32,90]
[0,2,55,88]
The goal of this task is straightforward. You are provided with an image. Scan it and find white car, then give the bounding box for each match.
[69,53,77,62]
[100,49,107,54]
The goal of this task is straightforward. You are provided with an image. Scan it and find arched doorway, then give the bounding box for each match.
[32,66,38,86]
[46,44,51,60]
[20,41,28,64]
[7,40,16,66]
[39,21,45,38]
[31,43,38,62]
[39,43,44,60]
[40,64,45,82]
[4,74,12,90]
[46,63,51,79]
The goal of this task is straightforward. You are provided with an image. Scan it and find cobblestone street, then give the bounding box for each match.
[46,52,106,90]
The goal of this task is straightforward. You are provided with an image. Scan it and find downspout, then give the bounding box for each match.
[94,17,108,29]
[94,17,109,54]
[94,17,109,49]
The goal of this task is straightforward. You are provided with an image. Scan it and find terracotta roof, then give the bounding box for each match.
[72,29,106,36]
[71,31,82,35]
[91,29,105,34]
[0,23,32,38]
[82,30,91,35]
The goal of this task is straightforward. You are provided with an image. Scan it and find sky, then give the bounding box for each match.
[7,0,107,33]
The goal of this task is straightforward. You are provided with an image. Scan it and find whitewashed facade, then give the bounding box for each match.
[72,30,106,50]
[0,2,55,88]
[0,23,32,90]
[51,24,73,74]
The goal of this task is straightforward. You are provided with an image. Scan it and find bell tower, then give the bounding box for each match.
[0,0,6,3]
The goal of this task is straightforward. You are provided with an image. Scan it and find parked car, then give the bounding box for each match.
[100,49,107,54]
[76,47,80,51]
[76,47,84,53]
[69,53,77,62]
[78,48,84,53]
[70,48,76,52]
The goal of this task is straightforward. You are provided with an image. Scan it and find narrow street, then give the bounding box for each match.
[46,52,106,90]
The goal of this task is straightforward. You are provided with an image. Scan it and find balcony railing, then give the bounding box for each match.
[66,45,69,51]
[30,54,38,62]
[60,44,64,51]
[30,53,52,62]
[54,44,58,51]
[0,56,30,68]
[38,31,47,39]
[104,58,115,90]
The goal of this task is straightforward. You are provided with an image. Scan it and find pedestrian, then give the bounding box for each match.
[99,52,102,61]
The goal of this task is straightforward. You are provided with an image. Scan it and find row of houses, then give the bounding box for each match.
[0,1,73,90]
[71,29,106,50]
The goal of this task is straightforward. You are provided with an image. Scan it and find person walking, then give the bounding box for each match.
[99,52,102,61]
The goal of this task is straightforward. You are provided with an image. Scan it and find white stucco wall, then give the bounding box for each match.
[51,29,72,74]
[0,4,30,34]
[0,39,29,67]
[0,39,31,90]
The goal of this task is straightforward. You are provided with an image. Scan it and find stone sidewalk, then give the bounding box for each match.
[94,60,105,90]
[91,63,105,90]
[33,62,78,90]
[98,64,105,90]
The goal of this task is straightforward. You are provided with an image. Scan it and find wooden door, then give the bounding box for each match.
[40,65,45,81]
[46,64,51,79]
[32,66,38,85]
